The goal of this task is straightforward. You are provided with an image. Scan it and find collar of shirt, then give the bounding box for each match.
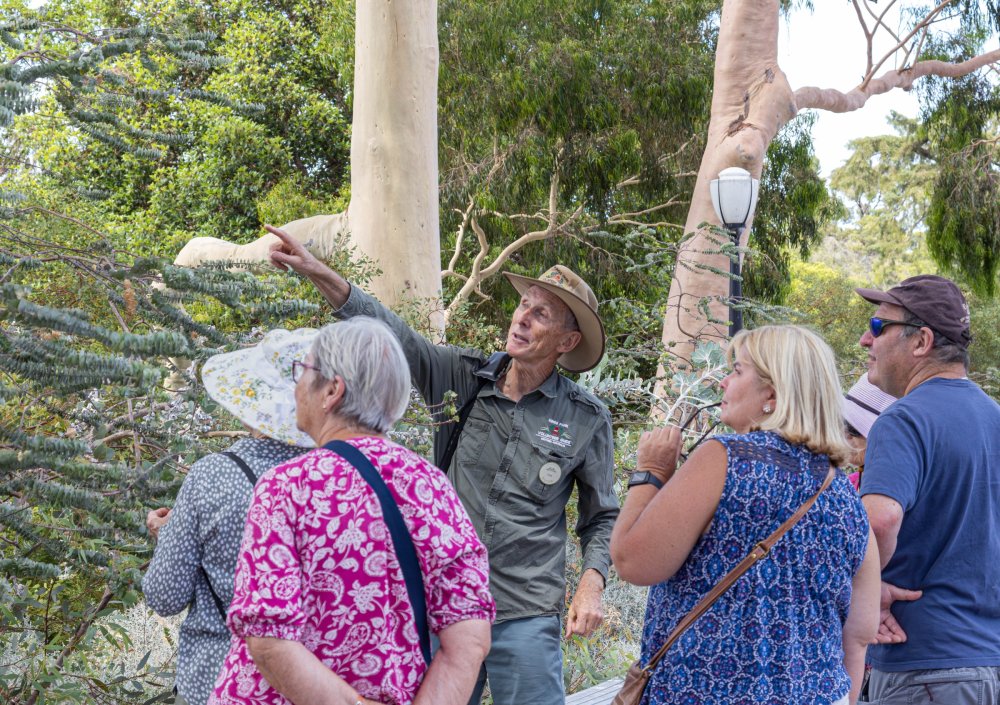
[481,367,562,400]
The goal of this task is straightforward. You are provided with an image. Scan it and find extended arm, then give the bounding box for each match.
[611,430,727,586]
[266,224,351,308]
[267,223,475,410]
[413,619,491,705]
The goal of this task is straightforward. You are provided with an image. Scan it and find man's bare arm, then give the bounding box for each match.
[862,493,903,568]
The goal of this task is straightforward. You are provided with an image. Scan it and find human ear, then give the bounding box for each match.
[912,327,936,358]
[558,330,582,353]
[323,375,345,412]
[763,384,777,409]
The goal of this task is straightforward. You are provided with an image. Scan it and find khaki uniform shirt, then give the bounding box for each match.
[335,286,619,621]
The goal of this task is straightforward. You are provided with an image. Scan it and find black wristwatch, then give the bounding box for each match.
[627,470,664,490]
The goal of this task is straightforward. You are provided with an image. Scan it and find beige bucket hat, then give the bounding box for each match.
[201,328,317,447]
[503,265,606,372]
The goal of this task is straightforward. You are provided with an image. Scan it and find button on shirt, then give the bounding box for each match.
[335,286,619,621]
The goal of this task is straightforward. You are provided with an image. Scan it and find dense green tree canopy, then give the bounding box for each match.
[435,0,833,373]
[3,0,354,259]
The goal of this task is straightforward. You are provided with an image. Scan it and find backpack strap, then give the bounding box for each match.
[324,440,432,665]
[223,450,258,485]
[437,352,510,474]
[201,450,259,623]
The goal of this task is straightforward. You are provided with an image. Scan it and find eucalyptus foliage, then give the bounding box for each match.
[0,7,322,702]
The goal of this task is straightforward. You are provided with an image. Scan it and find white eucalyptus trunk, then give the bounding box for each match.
[174,0,444,334]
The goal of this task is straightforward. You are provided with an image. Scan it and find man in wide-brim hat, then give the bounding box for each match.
[266,224,618,705]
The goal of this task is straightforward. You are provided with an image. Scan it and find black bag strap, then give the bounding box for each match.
[437,352,510,474]
[324,440,432,665]
[223,450,258,485]
[202,450,259,623]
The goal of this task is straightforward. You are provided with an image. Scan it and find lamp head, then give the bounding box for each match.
[709,166,760,230]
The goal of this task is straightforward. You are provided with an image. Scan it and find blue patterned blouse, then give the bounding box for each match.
[639,431,868,705]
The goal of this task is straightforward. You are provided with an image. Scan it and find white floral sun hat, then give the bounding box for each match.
[201,328,317,447]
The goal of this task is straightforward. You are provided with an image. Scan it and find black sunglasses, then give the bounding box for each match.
[678,401,722,462]
[868,317,923,338]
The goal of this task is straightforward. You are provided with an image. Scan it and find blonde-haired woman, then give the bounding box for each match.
[612,325,880,705]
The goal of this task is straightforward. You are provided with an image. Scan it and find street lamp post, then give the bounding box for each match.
[709,167,760,337]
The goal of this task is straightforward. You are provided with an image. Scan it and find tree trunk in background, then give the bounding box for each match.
[174,0,444,334]
[656,0,999,401]
[656,0,793,395]
[348,0,442,331]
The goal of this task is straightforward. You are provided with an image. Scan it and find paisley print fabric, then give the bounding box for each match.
[209,436,495,705]
[639,431,869,705]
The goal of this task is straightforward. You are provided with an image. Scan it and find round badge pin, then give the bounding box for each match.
[538,461,561,485]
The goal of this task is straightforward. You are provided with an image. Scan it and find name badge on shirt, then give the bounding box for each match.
[535,419,573,449]
[539,461,562,485]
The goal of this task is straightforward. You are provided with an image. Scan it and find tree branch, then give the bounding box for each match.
[859,0,954,91]
[794,48,1000,113]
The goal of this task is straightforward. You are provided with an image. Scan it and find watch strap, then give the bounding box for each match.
[628,470,664,489]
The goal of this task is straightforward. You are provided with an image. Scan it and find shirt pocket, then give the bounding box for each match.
[513,439,574,504]
[455,419,493,470]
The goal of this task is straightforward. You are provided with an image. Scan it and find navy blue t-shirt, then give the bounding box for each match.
[862,377,1000,671]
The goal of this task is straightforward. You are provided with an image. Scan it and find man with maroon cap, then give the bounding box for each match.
[855,274,1000,703]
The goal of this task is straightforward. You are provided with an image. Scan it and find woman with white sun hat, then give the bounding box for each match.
[143,328,316,705]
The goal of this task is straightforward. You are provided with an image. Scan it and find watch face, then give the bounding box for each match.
[628,471,662,489]
[628,471,650,486]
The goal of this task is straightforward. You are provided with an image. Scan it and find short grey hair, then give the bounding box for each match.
[310,317,411,433]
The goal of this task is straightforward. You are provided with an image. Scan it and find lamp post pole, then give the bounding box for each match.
[727,224,744,337]
[709,167,759,338]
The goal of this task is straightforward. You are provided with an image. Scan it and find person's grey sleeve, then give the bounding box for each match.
[141,462,206,616]
[331,283,479,405]
[574,409,619,580]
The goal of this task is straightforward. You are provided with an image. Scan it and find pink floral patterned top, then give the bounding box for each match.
[209,436,495,705]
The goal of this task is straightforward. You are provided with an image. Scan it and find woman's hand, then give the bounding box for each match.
[636,425,683,485]
[146,507,171,541]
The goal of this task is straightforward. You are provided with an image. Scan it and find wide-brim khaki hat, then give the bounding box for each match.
[202,328,317,447]
[503,265,606,372]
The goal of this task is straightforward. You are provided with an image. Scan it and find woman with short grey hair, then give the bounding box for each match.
[308,316,411,434]
[210,317,495,705]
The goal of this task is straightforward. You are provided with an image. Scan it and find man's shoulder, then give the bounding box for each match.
[552,374,610,419]
[897,377,999,416]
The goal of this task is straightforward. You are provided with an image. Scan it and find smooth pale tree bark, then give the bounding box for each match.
[659,0,1000,391]
[658,0,791,380]
[174,0,444,333]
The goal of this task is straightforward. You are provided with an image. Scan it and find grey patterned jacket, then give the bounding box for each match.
[142,437,304,705]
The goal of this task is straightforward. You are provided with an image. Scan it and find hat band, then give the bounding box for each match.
[845,393,884,417]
